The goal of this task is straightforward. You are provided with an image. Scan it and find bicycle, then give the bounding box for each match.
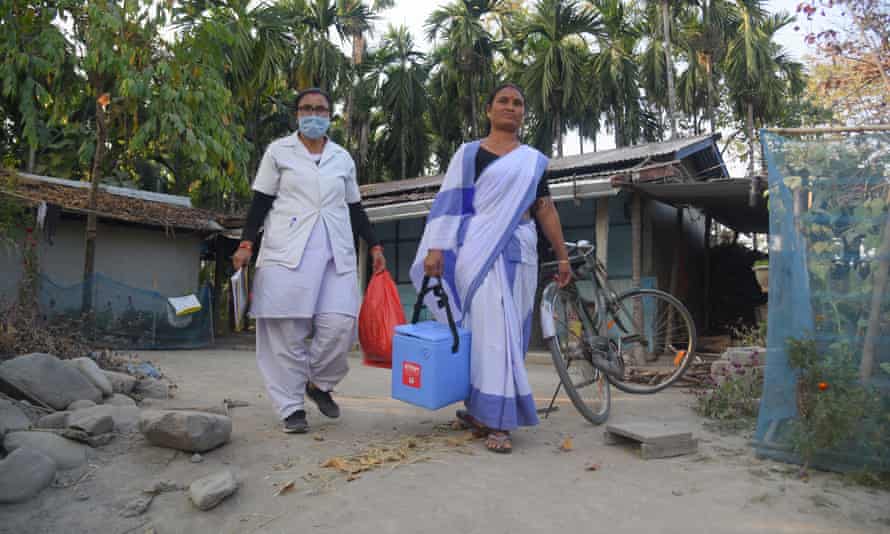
[539,240,697,424]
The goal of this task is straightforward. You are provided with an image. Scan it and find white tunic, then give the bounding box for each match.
[252,134,361,274]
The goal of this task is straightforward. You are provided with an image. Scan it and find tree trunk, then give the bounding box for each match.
[746,102,756,177]
[27,145,36,173]
[555,109,563,158]
[860,189,890,382]
[400,127,407,181]
[469,75,478,139]
[82,99,107,315]
[661,0,678,139]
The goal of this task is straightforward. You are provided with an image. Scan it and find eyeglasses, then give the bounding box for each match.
[297,105,330,115]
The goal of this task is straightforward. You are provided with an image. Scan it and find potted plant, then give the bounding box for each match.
[753,259,769,293]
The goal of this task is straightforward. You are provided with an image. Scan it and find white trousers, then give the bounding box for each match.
[256,313,355,419]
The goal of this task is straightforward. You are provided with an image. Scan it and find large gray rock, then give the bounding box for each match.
[68,400,97,411]
[139,410,232,453]
[68,411,114,436]
[3,431,88,470]
[104,371,137,395]
[71,405,139,433]
[0,353,102,409]
[37,411,70,429]
[0,448,57,504]
[188,470,238,511]
[134,378,169,399]
[105,394,137,408]
[0,398,31,436]
[68,358,113,397]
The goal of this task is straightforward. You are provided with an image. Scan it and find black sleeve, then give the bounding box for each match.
[348,202,380,249]
[241,191,276,244]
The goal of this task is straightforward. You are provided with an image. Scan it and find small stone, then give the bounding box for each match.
[70,405,139,433]
[146,480,183,494]
[86,433,116,447]
[68,358,114,396]
[103,371,137,395]
[0,448,58,504]
[139,410,232,453]
[188,470,238,511]
[3,431,89,470]
[105,394,137,407]
[68,400,97,411]
[0,353,102,409]
[120,494,154,517]
[37,411,70,429]
[135,378,169,400]
[672,489,684,497]
[0,399,31,436]
[75,490,90,501]
[68,411,114,436]
[191,454,204,464]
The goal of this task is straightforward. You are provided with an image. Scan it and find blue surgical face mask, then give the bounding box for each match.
[298,115,330,140]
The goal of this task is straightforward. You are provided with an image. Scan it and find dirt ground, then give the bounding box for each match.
[1,348,888,534]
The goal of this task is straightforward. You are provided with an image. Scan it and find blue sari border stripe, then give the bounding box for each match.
[465,388,540,431]
[429,188,474,220]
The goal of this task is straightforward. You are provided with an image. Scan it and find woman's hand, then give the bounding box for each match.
[424,249,444,277]
[232,241,253,271]
[371,245,386,273]
[555,260,573,288]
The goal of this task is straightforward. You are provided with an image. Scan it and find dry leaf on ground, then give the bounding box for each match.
[274,480,296,496]
[560,437,574,452]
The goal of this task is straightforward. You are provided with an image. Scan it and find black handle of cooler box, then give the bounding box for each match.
[412,276,460,353]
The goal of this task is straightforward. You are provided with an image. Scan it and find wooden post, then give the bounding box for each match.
[596,197,610,277]
[213,235,229,338]
[631,193,644,363]
[703,214,712,334]
[663,207,684,358]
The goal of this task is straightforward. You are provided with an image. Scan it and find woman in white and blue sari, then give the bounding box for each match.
[411,84,572,453]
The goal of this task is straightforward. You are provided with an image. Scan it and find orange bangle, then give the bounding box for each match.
[238,241,253,251]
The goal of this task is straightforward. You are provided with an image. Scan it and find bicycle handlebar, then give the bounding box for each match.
[540,240,596,269]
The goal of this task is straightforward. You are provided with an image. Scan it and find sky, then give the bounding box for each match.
[373,0,845,173]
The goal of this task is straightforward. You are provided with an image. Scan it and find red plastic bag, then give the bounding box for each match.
[358,270,406,369]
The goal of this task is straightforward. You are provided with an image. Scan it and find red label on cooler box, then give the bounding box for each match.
[402,361,421,389]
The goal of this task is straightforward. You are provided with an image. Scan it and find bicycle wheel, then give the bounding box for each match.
[605,288,697,394]
[541,281,611,424]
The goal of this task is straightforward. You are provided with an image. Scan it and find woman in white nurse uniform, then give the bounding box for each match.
[233,88,386,433]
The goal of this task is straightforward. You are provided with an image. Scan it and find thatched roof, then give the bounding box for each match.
[1,170,225,233]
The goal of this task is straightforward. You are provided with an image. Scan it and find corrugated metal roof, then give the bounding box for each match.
[547,134,719,176]
[360,134,723,199]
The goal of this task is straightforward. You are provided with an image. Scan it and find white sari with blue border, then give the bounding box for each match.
[410,140,548,430]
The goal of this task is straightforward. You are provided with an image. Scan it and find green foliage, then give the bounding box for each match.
[0,0,821,208]
[786,338,886,470]
[694,367,762,422]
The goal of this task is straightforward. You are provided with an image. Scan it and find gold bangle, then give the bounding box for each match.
[558,260,570,264]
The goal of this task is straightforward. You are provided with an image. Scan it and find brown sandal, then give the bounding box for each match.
[486,431,512,454]
[452,409,489,438]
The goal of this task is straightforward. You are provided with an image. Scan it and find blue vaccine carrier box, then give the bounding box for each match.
[391,278,471,410]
